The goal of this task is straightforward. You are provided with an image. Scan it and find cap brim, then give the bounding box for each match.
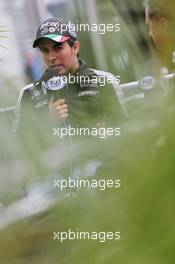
[33,34,70,48]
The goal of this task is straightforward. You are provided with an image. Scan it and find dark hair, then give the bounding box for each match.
[67,37,76,47]
[144,0,175,21]
[67,37,79,57]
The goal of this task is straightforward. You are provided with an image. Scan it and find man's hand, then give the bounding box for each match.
[49,95,68,121]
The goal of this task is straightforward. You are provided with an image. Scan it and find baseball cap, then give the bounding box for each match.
[33,18,77,48]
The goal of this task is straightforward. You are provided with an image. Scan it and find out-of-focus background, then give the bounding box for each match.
[1,1,175,263]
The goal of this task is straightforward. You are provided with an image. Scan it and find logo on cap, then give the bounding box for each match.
[33,18,77,47]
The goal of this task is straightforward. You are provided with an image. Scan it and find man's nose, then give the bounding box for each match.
[148,27,152,38]
[48,50,57,62]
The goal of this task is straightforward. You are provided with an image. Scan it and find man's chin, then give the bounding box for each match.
[57,70,66,75]
[50,66,66,75]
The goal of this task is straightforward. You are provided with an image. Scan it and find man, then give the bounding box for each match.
[16,17,124,136]
[125,0,175,124]
[144,0,175,127]
[14,17,126,182]
[144,0,175,72]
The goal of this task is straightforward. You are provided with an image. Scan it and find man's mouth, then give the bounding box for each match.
[51,64,63,69]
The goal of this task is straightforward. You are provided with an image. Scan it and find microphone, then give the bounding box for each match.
[42,70,73,179]
[41,69,67,101]
[119,73,175,91]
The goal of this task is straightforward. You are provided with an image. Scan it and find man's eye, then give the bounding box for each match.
[55,45,63,51]
[40,49,48,54]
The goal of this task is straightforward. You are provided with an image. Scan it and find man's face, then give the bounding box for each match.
[38,38,80,75]
[145,5,171,51]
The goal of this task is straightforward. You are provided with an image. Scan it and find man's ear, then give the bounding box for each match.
[73,40,80,55]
